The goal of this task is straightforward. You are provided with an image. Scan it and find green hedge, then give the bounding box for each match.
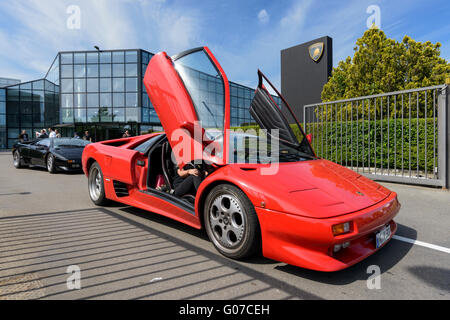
[306,118,438,172]
[232,119,438,172]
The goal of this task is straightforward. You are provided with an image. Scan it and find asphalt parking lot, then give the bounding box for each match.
[0,151,449,300]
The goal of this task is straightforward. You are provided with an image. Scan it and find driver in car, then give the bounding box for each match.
[173,162,209,198]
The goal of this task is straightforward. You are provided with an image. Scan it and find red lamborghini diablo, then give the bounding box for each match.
[82,47,400,271]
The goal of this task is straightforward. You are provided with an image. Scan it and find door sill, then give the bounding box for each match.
[139,189,195,215]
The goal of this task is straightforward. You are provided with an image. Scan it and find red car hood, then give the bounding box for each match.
[232,159,391,219]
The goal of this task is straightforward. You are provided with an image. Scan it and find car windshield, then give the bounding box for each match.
[228,131,315,164]
[53,138,90,148]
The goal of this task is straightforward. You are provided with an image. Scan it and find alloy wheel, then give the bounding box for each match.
[209,194,246,249]
[13,152,20,167]
[47,155,54,171]
[89,167,102,201]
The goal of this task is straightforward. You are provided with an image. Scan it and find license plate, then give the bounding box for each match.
[376,225,391,248]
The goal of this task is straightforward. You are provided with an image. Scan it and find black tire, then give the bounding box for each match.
[88,162,109,206]
[203,184,261,259]
[13,150,23,169]
[46,154,57,174]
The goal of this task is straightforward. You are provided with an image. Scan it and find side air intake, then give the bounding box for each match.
[113,181,129,197]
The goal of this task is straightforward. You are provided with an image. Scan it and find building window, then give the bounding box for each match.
[112,51,125,63]
[61,94,73,108]
[61,65,73,78]
[100,52,111,63]
[87,52,98,64]
[113,78,125,92]
[126,78,137,92]
[125,51,138,63]
[113,93,125,107]
[87,93,99,108]
[87,64,99,78]
[100,93,112,108]
[60,53,73,64]
[61,79,73,93]
[126,64,138,77]
[74,93,86,108]
[74,53,86,64]
[126,108,138,122]
[74,65,86,78]
[87,78,99,92]
[74,108,86,122]
[74,79,86,93]
[100,64,111,77]
[113,64,124,77]
[100,78,111,92]
[126,93,137,107]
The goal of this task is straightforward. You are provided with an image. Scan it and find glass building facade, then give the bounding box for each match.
[59,50,143,125]
[0,88,6,148]
[4,79,59,148]
[2,48,272,149]
[0,78,21,88]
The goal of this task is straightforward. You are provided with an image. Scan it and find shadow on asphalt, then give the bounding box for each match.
[120,206,279,266]
[408,266,450,293]
[0,208,321,299]
[121,206,417,283]
[0,204,419,300]
[0,192,32,196]
[14,165,84,175]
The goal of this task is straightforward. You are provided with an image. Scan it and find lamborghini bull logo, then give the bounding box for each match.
[308,42,324,62]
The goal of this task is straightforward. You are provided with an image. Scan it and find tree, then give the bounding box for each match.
[318,28,450,121]
[321,28,450,102]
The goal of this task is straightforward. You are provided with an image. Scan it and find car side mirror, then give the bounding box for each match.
[306,134,313,144]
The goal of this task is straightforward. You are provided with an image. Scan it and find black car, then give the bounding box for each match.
[12,138,91,173]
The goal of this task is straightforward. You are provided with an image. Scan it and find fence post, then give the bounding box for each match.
[303,106,306,133]
[437,85,449,189]
[446,86,450,189]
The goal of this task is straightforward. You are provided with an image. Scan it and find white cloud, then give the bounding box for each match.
[0,0,200,81]
[258,9,270,24]
[137,1,201,54]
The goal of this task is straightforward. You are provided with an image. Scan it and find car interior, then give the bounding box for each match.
[138,135,208,207]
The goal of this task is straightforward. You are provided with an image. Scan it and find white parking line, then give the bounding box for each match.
[393,235,450,254]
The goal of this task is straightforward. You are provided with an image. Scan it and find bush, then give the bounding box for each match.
[306,118,438,172]
[232,118,438,173]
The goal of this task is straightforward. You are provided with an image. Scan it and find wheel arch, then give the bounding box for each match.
[44,151,52,162]
[85,157,98,176]
[196,177,262,230]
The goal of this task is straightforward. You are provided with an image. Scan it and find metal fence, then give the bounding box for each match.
[303,84,449,188]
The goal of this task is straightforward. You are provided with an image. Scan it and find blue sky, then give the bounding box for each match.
[0,0,449,89]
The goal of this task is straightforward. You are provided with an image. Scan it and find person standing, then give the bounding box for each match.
[39,129,48,139]
[49,128,57,138]
[19,130,29,143]
[83,130,92,142]
[74,132,81,139]
[55,129,62,138]
[122,130,132,138]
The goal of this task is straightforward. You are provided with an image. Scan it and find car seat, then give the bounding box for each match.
[161,141,175,191]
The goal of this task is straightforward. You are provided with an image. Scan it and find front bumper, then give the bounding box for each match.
[256,192,400,272]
